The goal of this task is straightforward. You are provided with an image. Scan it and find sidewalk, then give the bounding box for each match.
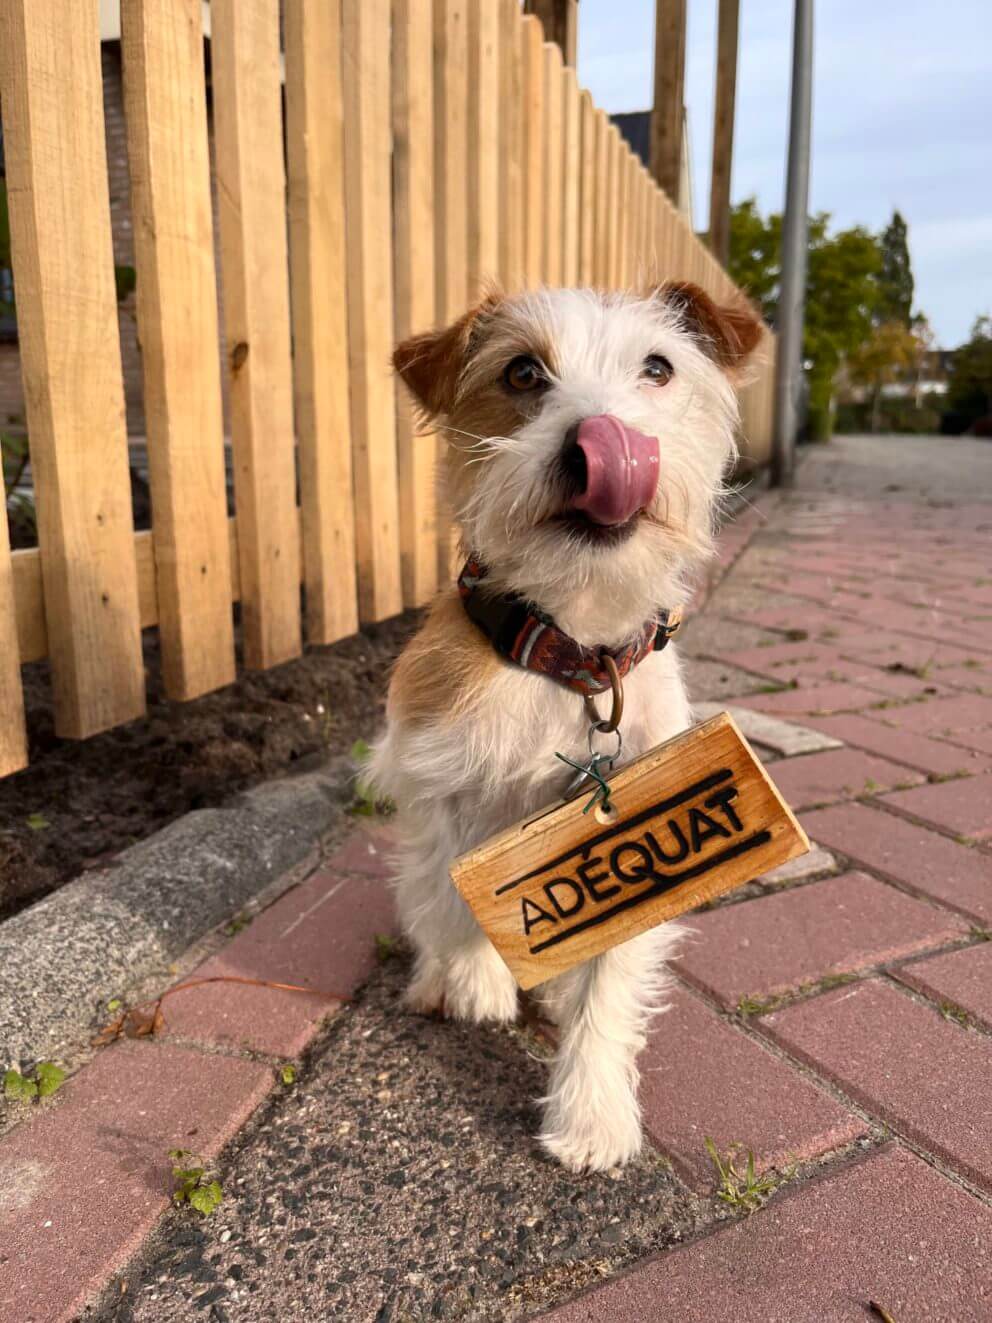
[2,434,990,1323]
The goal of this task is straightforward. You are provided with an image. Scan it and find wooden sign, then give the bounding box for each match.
[450,712,809,990]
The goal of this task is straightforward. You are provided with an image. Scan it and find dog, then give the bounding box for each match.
[371,282,762,1171]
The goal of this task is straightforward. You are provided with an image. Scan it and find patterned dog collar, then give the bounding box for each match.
[457,556,681,697]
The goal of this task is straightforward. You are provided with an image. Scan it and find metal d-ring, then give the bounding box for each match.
[583,652,624,733]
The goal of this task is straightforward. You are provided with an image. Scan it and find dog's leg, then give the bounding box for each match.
[537,925,682,1172]
[393,819,519,1025]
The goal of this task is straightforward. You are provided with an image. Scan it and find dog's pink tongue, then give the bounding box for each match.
[572,414,660,526]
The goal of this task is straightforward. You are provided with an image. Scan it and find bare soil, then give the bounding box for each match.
[0,612,420,920]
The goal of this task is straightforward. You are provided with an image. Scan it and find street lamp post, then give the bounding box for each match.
[772,0,814,487]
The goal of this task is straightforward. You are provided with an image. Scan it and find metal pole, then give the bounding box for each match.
[771,0,814,487]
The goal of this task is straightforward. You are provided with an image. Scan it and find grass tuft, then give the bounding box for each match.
[705,1139,785,1214]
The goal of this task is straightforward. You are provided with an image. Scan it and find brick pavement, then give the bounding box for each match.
[2,436,990,1321]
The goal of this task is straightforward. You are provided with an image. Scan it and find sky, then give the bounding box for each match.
[578,0,991,347]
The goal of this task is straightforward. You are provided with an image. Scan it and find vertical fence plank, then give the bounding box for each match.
[561,66,581,286]
[578,90,596,286]
[499,0,525,291]
[542,41,564,285]
[341,0,404,621]
[121,0,235,698]
[616,145,632,286]
[433,0,469,580]
[593,110,611,286]
[393,0,439,607]
[434,0,469,321]
[0,502,27,775]
[212,0,301,666]
[285,0,359,642]
[0,0,145,738]
[467,0,501,295]
[605,126,622,286]
[521,14,545,289]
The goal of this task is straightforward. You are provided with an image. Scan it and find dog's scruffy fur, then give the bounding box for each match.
[372,283,762,1171]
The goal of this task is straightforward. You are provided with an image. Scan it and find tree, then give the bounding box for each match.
[877,211,914,327]
[846,319,923,431]
[946,316,992,432]
[728,199,883,437]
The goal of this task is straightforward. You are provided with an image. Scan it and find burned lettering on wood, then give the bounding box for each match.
[450,713,809,990]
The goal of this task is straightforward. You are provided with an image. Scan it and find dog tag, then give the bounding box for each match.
[450,712,809,990]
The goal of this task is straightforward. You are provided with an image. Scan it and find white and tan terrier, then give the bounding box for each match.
[372,283,762,1171]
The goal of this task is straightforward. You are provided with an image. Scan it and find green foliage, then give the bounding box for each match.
[25,812,49,832]
[375,933,399,964]
[3,1062,66,1101]
[169,1149,223,1216]
[280,1064,297,1086]
[946,316,992,430]
[348,738,395,817]
[877,211,914,326]
[728,201,919,438]
[705,1138,783,1213]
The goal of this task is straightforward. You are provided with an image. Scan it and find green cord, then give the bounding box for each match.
[555,751,613,814]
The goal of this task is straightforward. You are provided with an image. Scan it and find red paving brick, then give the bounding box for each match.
[323,825,397,877]
[162,864,396,1057]
[898,692,992,735]
[761,979,992,1194]
[673,872,965,1009]
[732,682,886,717]
[803,802,992,924]
[768,748,922,809]
[882,773,992,840]
[639,989,864,1192]
[893,943,992,1031]
[538,1144,992,1323]
[0,1041,272,1323]
[939,726,992,756]
[801,712,990,776]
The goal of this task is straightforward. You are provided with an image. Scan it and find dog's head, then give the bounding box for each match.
[394,284,763,637]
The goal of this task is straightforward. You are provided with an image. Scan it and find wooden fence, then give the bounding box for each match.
[0,0,775,780]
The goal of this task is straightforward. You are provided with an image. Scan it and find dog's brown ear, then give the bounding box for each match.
[393,292,502,416]
[393,309,476,417]
[657,281,763,369]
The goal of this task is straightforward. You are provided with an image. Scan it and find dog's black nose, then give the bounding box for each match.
[560,423,587,494]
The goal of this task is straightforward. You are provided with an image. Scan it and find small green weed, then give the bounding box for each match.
[938,1000,972,1028]
[3,1062,66,1101]
[375,933,400,964]
[25,813,49,832]
[225,912,252,937]
[784,629,809,642]
[970,927,992,942]
[736,993,784,1017]
[280,1065,297,1087]
[169,1149,223,1216]
[705,1138,782,1214]
[349,739,395,817]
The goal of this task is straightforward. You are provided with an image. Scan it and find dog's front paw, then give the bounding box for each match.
[444,945,519,1024]
[404,956,447,1016]
[539,1092,643,1172]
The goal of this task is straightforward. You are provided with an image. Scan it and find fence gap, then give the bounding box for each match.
[0,500,26,776]
[561,67,581,287]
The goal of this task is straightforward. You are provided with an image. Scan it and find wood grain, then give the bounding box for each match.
[578,89,597,286]
[561,65,581,286]
[541,41,564,285]
[0,0,145,738]
[467,0,500,294]
[342,0,404,622]
[451,713,810,990]
[285,0,359,643]
[0,498,26,776]
[498,0,525,291]
[212,0,302,667]
[121,0,236,699]
[520,14,546,289]
[392,0,439,607]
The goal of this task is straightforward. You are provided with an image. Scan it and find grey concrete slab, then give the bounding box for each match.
[0,759,354,1067]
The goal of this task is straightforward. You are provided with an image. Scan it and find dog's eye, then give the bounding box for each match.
[642,354,674,385]
[503,355,547,392]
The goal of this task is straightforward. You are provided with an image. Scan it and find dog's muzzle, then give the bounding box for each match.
[562,414,660,526]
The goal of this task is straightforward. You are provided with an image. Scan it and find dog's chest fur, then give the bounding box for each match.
[376,625,692,860]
